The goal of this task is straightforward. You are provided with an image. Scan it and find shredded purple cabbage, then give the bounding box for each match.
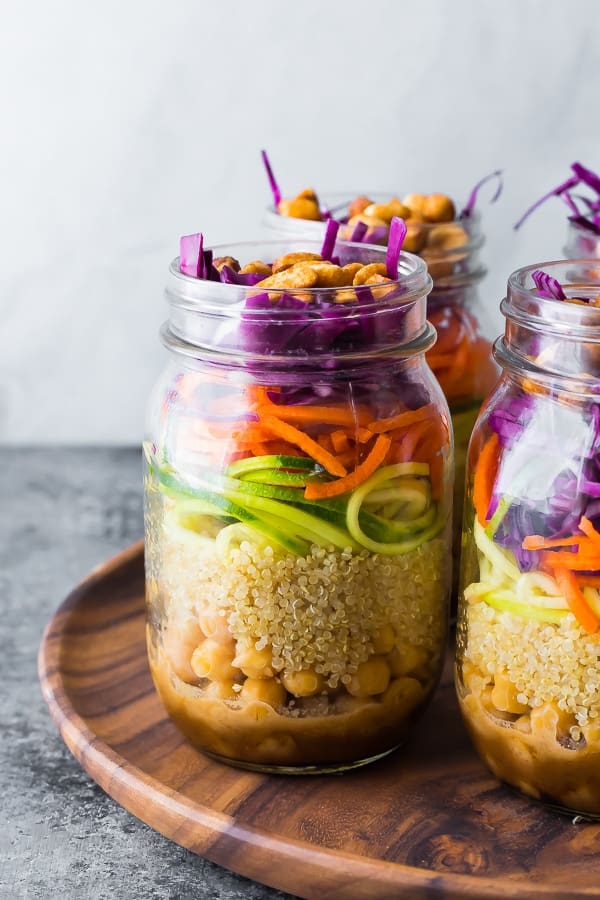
[219,266,265,287]
[531,269,567,300]
[386,217,407,279]
[261,149,282,207]
[349,220,368,243]
[320,219,340,262]
[485,378,600,570]
[515,161,600,231]
[180,233,204,278]
[459,170,503,219]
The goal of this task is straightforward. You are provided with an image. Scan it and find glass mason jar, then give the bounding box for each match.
[564,221,600,276]
[145,238,453,774]
[456,260,600,817]
[264,198,498,594]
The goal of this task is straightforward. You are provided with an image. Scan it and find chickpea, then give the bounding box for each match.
[348,195,373,218]
[382,676,423,712]
[240,677,287,709]
[363,202,410,223]
[402,193,427,216]
[348,213,389,229]
[278,197,322,221]
[388,196,412,218]
[341,262,364,280]
[347,656,391,698]
[213,255,240,273]
[403,218,427,254]
[425,223,468,252]
[272,251,322,274]
[387,644,429,679]
[296,187,319,203]
[422,193,456,223]
[371,624,396,655]
[198,611,232,641]
[491,671,529,715]
[352,262,388,286]
[239,260,272,276]
[163,618,204,684]
[190,639,239,681]
[281,668,325,697]
[233,644,274,679]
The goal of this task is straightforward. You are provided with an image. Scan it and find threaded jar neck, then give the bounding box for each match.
[494,259,600,389]
[162,239,434,371]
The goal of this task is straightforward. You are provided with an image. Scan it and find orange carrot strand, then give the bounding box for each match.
[304,434,391,500]
[260,416,347,477]
[473,433,500,526]
[554,566,600,634]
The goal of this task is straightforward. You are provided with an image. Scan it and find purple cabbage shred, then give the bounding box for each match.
[515,161,600,231]
[386,217,407,279]
[459,170,503,219]
[261,149,282,207]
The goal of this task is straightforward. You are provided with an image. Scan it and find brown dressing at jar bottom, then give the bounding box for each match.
[458,687,600,818]
[149,645,439,772]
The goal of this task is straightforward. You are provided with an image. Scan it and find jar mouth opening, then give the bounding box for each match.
[168,239,431,316]
[164,239,434,364]
[506,259,600,342]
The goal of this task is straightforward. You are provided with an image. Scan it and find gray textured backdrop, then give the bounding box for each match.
[2,0,599,443]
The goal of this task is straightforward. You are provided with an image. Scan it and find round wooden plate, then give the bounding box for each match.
[39,543,600,900]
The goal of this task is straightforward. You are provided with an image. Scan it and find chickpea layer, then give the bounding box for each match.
[147,520,448,769]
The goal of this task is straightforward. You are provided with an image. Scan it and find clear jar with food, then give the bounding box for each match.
[456,260,600,817]
[145,226,452,773]
[261,153,500,593]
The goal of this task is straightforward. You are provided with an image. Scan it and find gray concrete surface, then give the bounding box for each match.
[0,448,295,900]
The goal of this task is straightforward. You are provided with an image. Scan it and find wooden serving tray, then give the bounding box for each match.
[39,542,600,900]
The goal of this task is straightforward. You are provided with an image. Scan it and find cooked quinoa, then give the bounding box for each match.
[160,527,447,688]
[464,600,600,726]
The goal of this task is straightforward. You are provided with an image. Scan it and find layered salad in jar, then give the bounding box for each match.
[457,269,600,815]
[145,222,452,772]
[262,151,500,589]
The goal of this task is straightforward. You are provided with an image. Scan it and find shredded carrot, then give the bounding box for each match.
[330,430,350,453]
[522,534,583,551]
[250,442,271,457]
[554,566,600,634]
[260,416,347,477]
[579,516,600,552]
[337,448,360,469]
[258,403,371,428]
[366,404,435,434]
[304,434,391,500]
[473,433,500,526]
[543,550,600,571]
[317,433,334,453]
[396,420,432,463]
[231,424,274,445]
[577,575,600,588]
[246,385,278,408]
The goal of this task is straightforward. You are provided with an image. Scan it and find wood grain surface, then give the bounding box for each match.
[38,543,600,900]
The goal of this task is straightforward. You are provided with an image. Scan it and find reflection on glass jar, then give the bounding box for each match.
[145,238,452,773]
[456,260,600,817]
[264,196,499,599]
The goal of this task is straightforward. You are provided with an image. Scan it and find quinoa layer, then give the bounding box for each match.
[461,600,600,727]
[159,528,448,688]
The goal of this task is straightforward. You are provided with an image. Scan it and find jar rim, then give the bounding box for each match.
[164,238,434,365]
[168,238,431,314]
[506,259,600,341]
